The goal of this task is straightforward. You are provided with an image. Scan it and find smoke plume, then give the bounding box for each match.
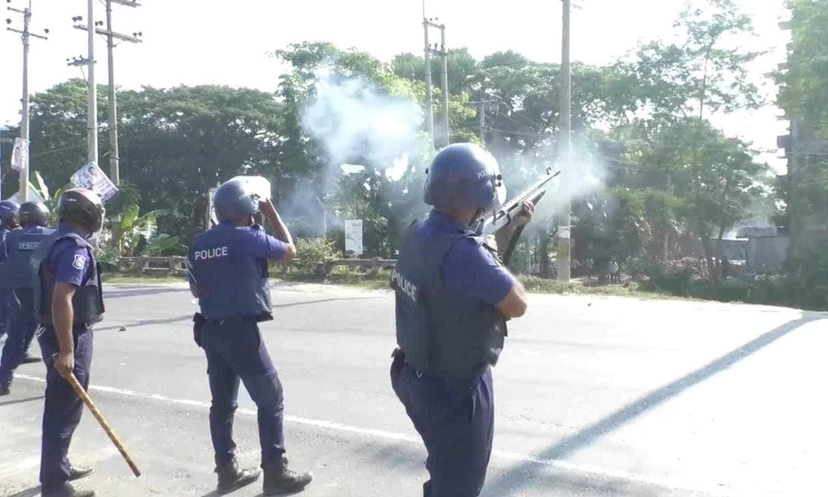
[301,74,424,176]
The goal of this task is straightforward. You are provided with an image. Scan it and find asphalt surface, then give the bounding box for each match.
[1,282,826,497]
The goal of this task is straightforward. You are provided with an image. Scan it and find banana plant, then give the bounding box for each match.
[32,171,73,226]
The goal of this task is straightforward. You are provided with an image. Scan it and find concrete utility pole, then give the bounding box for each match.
[74,0,142,180]
[439,24,449,147]
[473,93,496,146]
[424,17,449,148]
[557,0,572,283]
[86,0,97,166]
[422,3,434,150]
[105,0,142,186]
[7,0,48,201]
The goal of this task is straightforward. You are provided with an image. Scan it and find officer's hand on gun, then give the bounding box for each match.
[513,201,535,228]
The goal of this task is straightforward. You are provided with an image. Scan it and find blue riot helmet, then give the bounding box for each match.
[0,200,20,230]
[213,176,271,224]
[424,143,506,214]
[58,189,105,237]
[19,201,50,227]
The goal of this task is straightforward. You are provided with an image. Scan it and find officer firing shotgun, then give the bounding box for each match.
[390,143,537,497]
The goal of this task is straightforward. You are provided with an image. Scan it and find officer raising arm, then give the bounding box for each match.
[32,189,105,497]
[390,144,532,497]
[188,177,311,496]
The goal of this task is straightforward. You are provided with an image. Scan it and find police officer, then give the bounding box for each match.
[188,176,313,496]
[0,200,21,341]
[0,201,54,395]
[390,143,533,497]
[33,189,104,497]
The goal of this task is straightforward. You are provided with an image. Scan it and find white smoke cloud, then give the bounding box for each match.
[301,75,424,172]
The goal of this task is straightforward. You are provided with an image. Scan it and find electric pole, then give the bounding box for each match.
[439,24,449,147]
[424,17,449,148]
[74,0,142,181]
[472,92,496,146]
[6,0,48,201]
[422,5,434,150]
[105,0,142,186]
[87,0,97,165]
[557,0,572,283]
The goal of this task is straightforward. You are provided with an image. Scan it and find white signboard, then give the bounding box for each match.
[10,137,29,173]
[70,162,118,202]
[344,219,363,255]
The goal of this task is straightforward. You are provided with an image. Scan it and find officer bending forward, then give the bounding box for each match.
[188,177,312,495]
[33,189,105,497]
[391,144,533,497]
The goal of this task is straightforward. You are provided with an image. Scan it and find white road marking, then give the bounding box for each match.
[15,373,735,496]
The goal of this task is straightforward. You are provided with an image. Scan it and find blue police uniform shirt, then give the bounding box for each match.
[425,210,515,306]
[50,223,93,287]
[188,222,288,285]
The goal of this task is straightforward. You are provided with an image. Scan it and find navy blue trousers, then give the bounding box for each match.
[201,317,286,468]
[390,351,495,497]
[0,290,38,385]
[38,326,93,492]
[0,289,16,339]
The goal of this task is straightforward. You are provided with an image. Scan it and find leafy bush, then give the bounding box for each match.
[289,237,341,278]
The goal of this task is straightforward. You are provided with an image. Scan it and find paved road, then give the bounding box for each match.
[1,283,826,497]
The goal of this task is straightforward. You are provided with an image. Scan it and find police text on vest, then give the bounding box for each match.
[391,269,418,303]
[195,246,229,260]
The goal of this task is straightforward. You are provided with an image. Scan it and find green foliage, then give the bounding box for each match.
[289,237,341,278]
[5,2,812,308]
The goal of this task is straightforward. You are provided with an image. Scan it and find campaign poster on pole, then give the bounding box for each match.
[344,219,363,256]
[70,162,119,202]
[10,138,29,173]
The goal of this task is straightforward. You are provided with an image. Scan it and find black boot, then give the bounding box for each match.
[263,458,312,495]
[216,459,261,495]
[41,482,96,497]
[0,383,9,396]
[69,464,94,481]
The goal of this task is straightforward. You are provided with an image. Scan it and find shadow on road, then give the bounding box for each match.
[104,287,190,299]
[94,315,194,332]
[94,297,378,333]
[0,395,44,408]
[271,297,379,309]
[5,485,41,497]
[484,316,820,496]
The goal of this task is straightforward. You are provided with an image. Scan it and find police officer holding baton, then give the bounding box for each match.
[390,144,533,497]
[32,189,105,497]
[188,176,313,495]
[0,201,53,395]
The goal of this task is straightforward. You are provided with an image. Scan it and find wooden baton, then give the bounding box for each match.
[66,372,142,477]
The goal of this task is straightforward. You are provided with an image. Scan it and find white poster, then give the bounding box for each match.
[70,162,118,202]
[344,219,363,256]
[10,137,29,173]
